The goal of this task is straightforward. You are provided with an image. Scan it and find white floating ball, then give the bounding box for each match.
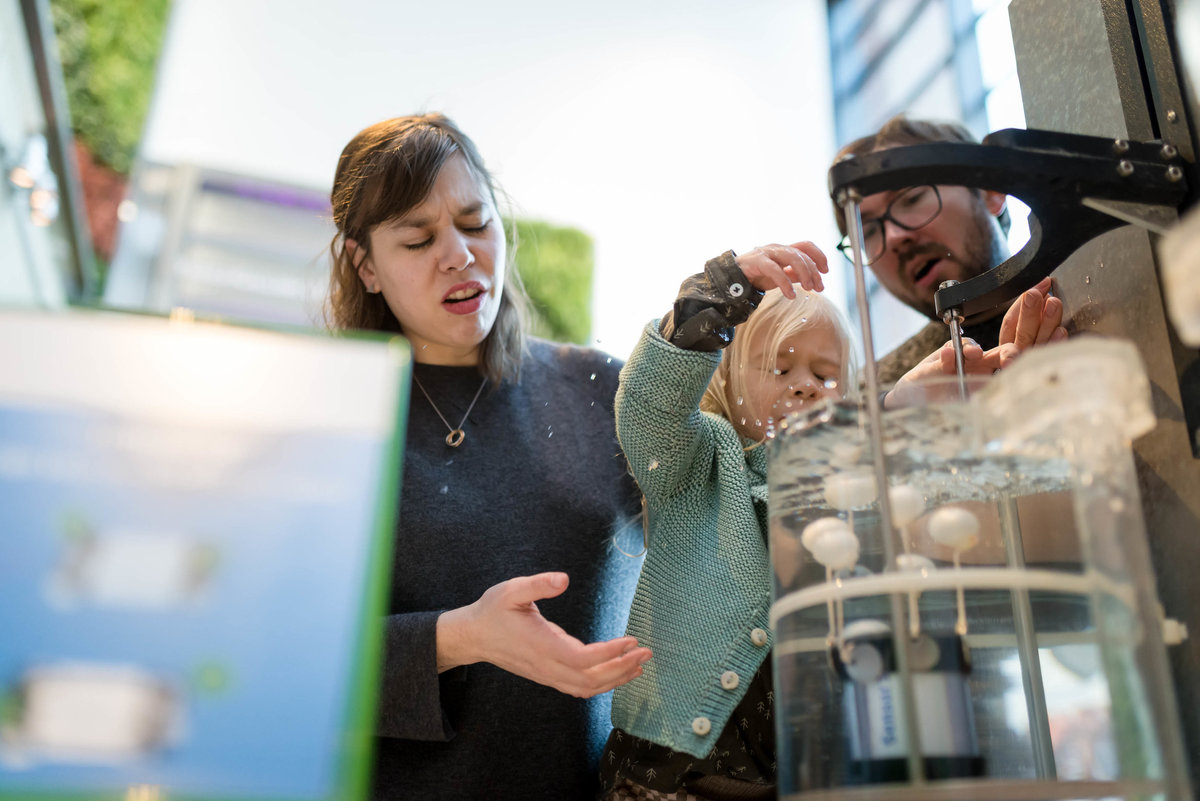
[888,484,925,528]
[824,471,878,510]
[842,619,891,640]
[809,524,860,571]
[895,553,936,573]
[801,517,850,552]
[928,506,981,550]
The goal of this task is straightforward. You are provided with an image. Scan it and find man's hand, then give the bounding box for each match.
[885,278,1069,408]
[885,338,993,408]
[735,241,828,297]
[999,277,1067,349]
[436,572,652,698]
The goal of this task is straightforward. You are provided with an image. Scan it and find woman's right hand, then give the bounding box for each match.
[435,572,652,698]
[735,241,828,298]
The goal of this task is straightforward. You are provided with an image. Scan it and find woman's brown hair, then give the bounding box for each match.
[325,113,528,384]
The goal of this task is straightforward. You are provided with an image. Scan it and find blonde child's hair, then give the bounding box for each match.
[700,288,858,436]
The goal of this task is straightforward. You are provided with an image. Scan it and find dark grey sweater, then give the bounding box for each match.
[371,339,642,800]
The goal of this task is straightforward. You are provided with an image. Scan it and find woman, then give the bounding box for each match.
[326,114,651,800]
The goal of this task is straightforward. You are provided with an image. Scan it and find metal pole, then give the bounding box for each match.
[997,495,1058,779]
[840,189,925,785]
[940,280,969,401]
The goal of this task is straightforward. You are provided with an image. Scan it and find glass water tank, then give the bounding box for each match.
[767,338,1189,800]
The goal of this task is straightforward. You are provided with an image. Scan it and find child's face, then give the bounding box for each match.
[733,319,843,441]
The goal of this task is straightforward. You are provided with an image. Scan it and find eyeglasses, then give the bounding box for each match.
[836,185,943,266]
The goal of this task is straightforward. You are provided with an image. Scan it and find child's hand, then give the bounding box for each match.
[735,241,828,299]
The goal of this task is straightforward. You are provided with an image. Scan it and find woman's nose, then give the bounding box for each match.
[438,231,475,272]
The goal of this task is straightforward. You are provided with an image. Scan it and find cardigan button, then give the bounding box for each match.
[729,282,745,298]
[720,670,740,690]
[692,716,712,736]
[750,628,769,647]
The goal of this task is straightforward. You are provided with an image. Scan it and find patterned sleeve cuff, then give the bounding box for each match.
[665,251,765,352]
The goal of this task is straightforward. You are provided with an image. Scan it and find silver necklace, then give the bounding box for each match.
[412,374,487,447]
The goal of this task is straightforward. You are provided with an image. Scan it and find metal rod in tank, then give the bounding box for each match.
[840,191,925,785]
[939,280,968,401]
[997,495,1058,779]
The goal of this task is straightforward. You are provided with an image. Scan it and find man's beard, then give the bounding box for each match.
[904,196,1008,319]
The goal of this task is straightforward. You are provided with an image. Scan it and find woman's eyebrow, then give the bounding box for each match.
[394,202,486,230]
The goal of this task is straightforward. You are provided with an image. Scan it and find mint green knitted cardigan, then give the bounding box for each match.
[610,320,773,759]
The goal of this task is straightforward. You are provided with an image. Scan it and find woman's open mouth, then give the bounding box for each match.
[443,283,485,315]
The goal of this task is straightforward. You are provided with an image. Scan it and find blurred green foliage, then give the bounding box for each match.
[513,220,594,344]
[50,0,171,175]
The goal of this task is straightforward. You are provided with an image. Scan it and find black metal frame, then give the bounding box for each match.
[828,127,1189,320]
[19,0,94,300]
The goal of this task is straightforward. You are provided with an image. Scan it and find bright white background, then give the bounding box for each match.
[141,0,844,361]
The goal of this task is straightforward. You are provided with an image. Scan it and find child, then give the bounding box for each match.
[601,244,856,801]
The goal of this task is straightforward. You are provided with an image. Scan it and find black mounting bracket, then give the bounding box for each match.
[828,128,1189,321]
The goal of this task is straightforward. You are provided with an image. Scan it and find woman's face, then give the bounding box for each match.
[355,153,506,365]
[733,319,843,441]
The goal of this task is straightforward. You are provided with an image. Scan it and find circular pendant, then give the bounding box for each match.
[445,429,465,447]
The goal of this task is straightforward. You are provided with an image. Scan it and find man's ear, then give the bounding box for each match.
[347,238,378,293]
[982,189,1007,217]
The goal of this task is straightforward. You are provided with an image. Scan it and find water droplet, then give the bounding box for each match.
[606,357,613,363]
[800,317,807,323]
[548,431,553,438]
[773,369,782,375]
[590,401,595,406]
[755,419,762,427]
[439,485,449,494]
[590,373,596,380]
[736,396,744,405]
[1085,275,1091,284]
[824,379,838,389]
[788,347,794,353]
[648,459,660,471]
[740,417,746,425]
[445,458,454,466]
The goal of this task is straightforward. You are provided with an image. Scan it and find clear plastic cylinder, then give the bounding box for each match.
[768,339,1189,800]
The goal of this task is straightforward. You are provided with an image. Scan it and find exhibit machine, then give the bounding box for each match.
[768,1,1200,799]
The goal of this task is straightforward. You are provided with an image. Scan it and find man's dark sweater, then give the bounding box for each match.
[371,339,642,800]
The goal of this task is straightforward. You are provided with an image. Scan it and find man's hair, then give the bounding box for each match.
[831,114,1011,237]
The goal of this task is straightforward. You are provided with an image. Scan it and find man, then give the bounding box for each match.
[831,115,1066,389]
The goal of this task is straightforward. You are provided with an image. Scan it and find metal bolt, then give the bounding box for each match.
[1113,139,1130,154]
[1167,109,1178,123]
[1167,165,1184,182]
[1162,143,1179,160]
[1117,160,1135,176]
